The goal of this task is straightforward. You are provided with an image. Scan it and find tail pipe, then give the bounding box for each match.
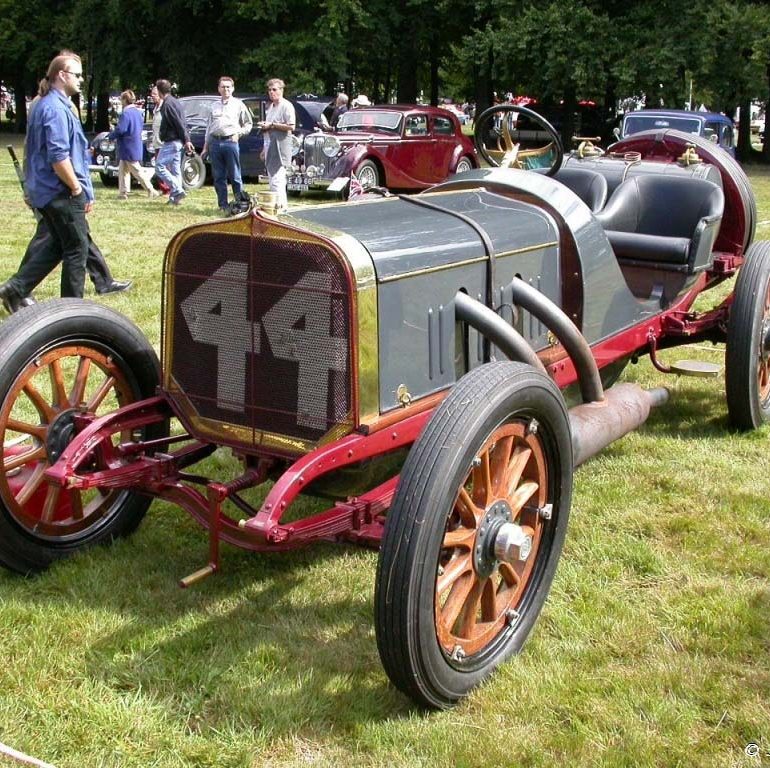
[569,384,670,467]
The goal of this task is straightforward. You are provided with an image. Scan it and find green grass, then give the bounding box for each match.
[1,138,769,768]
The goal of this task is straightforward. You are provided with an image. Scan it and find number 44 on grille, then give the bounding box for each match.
[1,106,768,709]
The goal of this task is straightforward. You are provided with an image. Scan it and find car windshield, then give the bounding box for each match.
[337,110,403,133]
[181,98,213,122]
[623,114,702,136]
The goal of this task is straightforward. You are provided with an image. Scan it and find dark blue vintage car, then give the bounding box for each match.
[618,109,736,157]
[91,94,330,189]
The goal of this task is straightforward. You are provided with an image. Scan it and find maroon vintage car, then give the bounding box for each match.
[289,104,479,193]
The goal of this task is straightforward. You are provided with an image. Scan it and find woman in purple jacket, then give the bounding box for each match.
[108,90,158,199]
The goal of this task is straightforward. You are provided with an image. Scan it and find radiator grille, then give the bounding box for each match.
[162,217,353,451]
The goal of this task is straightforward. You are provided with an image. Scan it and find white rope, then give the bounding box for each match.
[0,742,57,768]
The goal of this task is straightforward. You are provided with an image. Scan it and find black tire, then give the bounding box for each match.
[182,153,206,190]
[355,159,379,189]
[725,240,770,429]
[375,362,573,708]
[0,300,166,574]
[99,171,118,187]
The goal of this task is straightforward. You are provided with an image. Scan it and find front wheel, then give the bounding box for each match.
[0,300,166,574]
[355,159,379,189]
[725,240,770,429]
[375,362,573,708]
[99,171,118,187]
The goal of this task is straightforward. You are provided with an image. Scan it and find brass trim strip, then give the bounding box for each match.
[377,241,558,283]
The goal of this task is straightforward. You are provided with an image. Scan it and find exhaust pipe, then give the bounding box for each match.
[569,384,670,467]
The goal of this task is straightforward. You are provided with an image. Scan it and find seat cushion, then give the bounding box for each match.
[606,230,691,264]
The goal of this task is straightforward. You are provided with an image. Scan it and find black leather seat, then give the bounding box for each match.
[595,175,724,273]
[554,167,608,212]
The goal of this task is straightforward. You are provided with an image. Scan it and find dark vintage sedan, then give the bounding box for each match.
[91,94,329,189]
[290,104,479,193]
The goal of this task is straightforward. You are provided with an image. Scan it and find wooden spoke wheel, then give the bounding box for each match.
[726,240,770,429]
[435,421,548,658]
[375,362,572,709]
[0,300,165,574]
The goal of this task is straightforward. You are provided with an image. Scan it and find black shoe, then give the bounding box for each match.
[0,281,24,314]
[98,280,133,295]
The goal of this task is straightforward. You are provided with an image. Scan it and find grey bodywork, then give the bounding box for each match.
[288,167,673,412]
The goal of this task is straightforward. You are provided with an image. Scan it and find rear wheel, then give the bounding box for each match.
[0,300,166,574]
[182,153,206,189]
[455,156,473,175]
[375,362,572,708]
[726,240,770,429]
[99,171,118,187]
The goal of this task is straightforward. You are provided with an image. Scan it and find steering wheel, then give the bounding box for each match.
[474,104,564,177]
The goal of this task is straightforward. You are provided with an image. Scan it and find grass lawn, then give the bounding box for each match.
[0,137,769,768]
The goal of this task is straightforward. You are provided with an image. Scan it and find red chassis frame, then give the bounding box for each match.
[40,253,738,585]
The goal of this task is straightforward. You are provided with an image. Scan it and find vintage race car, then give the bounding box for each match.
[288,104,478,193]
[1,105,767,710]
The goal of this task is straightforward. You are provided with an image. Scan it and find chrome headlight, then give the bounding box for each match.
[98,139,115,152]
[306,165,318,178]
[291,134,302,157]
[321,136,341,158]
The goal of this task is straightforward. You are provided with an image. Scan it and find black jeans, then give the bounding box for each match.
[7,214,113,297]
[37,191,90,298]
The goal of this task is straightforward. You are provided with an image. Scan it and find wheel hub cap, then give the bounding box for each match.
[474,500,514,578]
[46,408,79,464]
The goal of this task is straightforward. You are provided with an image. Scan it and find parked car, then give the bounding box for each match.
[288,104,479,193]
[2,105,767,711]
[90,94,330,189]
[439,101,471,125]
[617,109,736,157]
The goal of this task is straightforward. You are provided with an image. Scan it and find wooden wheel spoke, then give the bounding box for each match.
[438,573,476,633]
[3,445,47,473]
[504,445,533,497]
[509,480,540,515]
[6,418,47,441]
[67,489,84,521]
[40,485,62,523]
[480,578,498,622]
[70,356,92,407]
[86,374,117,412]
[49,358,69,409]
[436,552,472,595]
[489,435,514,496]
[456,487,480,527]
[456,578,485,639]
[15,463,47,506]
[499,561,521,588]
[22,381,56,422]
[442,526,476,550]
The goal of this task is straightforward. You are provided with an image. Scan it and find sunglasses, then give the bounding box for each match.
[63,70,84,80]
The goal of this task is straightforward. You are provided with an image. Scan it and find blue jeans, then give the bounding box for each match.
[155,140,184,199]
[210,138,245,208]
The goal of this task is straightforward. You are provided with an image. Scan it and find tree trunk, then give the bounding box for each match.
[736,97,753,162]
[762,62,770,163]
[96,90,111,132]
[13,81,26,133]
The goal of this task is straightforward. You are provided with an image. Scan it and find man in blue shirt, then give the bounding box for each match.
[0,52,93,310]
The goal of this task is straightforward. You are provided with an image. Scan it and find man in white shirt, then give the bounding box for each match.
[202,76,253,213]
[258,78,295,213]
